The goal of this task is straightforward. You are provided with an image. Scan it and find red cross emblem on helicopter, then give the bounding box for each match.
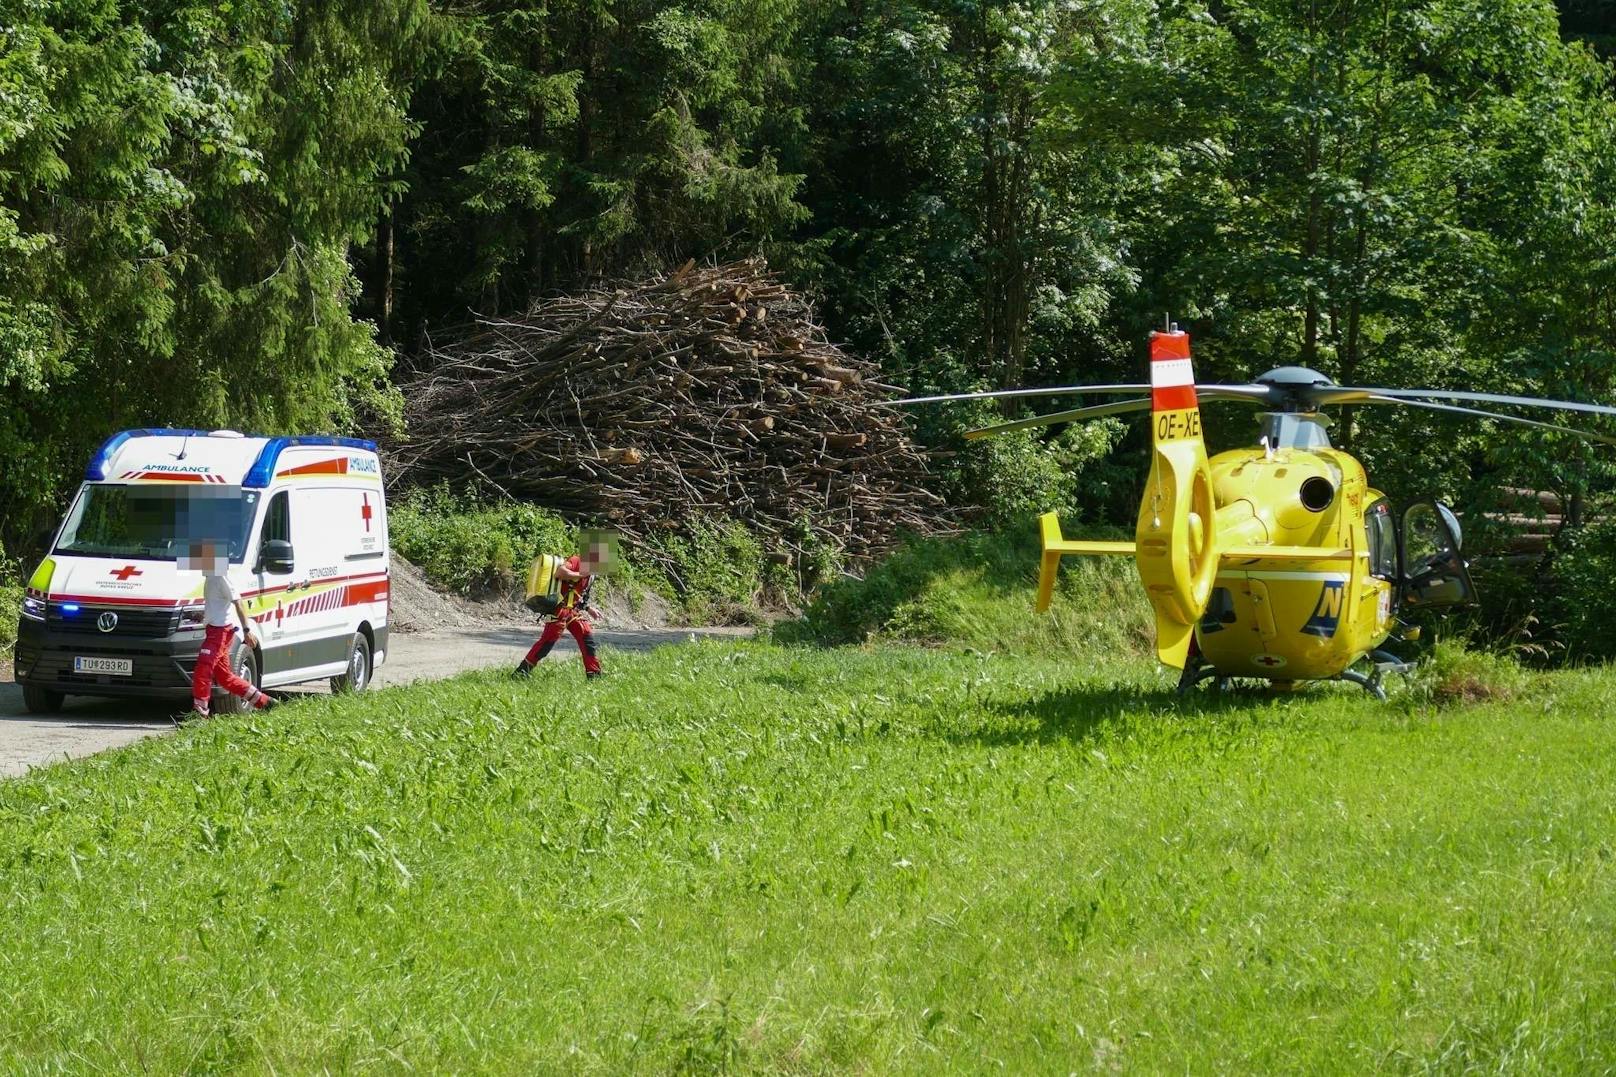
[1253,654,1287,669]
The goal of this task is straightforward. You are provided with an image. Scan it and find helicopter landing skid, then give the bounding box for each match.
[1178,652,1416,701]
[1337,651,1418,701]
[1175,660,1230,695]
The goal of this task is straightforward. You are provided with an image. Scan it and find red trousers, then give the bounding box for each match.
[192,624,266,713]
[525,614,601,674]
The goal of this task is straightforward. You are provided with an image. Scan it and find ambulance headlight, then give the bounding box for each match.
[179,607,206,630]
[21,595,46,622]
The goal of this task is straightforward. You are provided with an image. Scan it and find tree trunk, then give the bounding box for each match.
[377,205,394,346]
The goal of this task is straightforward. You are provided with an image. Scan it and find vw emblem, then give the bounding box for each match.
[96,611,119,633]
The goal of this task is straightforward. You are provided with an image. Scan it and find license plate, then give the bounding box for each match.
[74,656,132,676]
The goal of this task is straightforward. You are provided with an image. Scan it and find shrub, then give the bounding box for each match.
[0,546,20,652]
[910,397,1130,530]
[1540,519,1616,663]
[641,518,766,623]
[389,483,572,596]
[1404,639,1531,707]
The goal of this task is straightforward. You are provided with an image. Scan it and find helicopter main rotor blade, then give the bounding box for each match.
[963,398,1153,440]
[1362,395,1616,445]
[1341,387,1616,417]
[892,384,1148,406]
[896,383,1274,407]
[1195,385,1277,402]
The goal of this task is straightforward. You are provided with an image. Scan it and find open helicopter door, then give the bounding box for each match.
[1400,501,1476,609]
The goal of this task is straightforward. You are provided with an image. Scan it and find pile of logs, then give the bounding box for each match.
[388,259,945,562]
[1476,487,1605,564]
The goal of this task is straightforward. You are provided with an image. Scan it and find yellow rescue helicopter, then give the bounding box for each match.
[899,328,1616,698]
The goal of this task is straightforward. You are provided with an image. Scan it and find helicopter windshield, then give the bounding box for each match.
[1259,412,1332,450]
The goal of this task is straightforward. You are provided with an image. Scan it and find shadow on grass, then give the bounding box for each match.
[942,679,1298,750]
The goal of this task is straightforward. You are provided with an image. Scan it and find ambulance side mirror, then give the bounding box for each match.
[258,540,295,575]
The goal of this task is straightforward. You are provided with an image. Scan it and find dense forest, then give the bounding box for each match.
[3,1,1616,568]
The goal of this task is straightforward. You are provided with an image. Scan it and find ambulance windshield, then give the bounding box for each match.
[55,485,261,562]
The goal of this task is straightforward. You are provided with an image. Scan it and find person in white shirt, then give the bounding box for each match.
[187,540,273,716]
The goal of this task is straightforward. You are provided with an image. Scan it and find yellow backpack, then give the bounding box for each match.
[524,554,564,615]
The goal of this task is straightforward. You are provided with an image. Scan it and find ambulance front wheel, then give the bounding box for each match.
[22,684,63,714]
[331,633,372,694]
[214,644,260,717]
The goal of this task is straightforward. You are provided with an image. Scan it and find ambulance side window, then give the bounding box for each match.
[261,491,291,546]
[1366,499,1397,580]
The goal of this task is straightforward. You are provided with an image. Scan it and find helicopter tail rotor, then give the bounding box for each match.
[1136,329,1219,668]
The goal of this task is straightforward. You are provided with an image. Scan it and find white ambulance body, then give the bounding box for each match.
[14,429,390,714]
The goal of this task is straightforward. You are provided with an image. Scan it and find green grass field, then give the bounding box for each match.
[2,637,1614,1072]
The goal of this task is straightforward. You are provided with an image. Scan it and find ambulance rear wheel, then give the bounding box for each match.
[22,684,64,714]
[331,633,371,694]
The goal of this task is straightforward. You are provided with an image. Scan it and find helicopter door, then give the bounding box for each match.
[1399,502,1477,609]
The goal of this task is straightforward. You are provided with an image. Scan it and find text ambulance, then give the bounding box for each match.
[14,429,390,714]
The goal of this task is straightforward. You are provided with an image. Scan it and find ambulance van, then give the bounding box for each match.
[13,429,390,714]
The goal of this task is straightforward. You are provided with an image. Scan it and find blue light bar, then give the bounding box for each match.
[242,436,379,489]
[85,429,215,481]
[61,604,80,613]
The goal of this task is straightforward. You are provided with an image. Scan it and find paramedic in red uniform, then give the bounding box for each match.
[188,540,274,716]
[513,545,605,679]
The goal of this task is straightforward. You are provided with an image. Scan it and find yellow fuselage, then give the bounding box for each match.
[1195,447,1395,680]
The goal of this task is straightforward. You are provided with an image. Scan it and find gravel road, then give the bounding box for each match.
[2,624,749,779]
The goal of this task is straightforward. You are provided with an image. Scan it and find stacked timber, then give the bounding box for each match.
[1479,487,1597,564]
[388,258,944,561]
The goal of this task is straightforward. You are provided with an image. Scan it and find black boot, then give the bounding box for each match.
[511,660,534,678]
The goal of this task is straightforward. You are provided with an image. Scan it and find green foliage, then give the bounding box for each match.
[4,642,1616,1068]
[0,545,21,651]
[921,403,1130,529]
[793,0,1157,391]
[640,517,765,622]
[782,525,1150,654]
[0,0,422,554]
[393,0,809,331]
[389,483,572,595]
[390,489,772,621]
[1530,519,1616,664]
[1403,638,1533,707]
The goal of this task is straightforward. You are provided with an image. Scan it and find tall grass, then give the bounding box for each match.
[782,525,1151,655]
[2,641,1614,1071]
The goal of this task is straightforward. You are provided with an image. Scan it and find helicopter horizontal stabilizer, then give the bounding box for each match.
[1220,545,1353,565]
[1035,512,1134,612]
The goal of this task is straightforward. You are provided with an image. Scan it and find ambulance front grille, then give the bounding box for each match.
[46,605,178,637]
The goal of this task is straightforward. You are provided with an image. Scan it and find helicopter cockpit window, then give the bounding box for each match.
[1401,501,1476,608]
[1365,499,1397,580]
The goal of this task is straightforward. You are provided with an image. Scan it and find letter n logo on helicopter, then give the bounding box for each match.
[1301,581,1346,638]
